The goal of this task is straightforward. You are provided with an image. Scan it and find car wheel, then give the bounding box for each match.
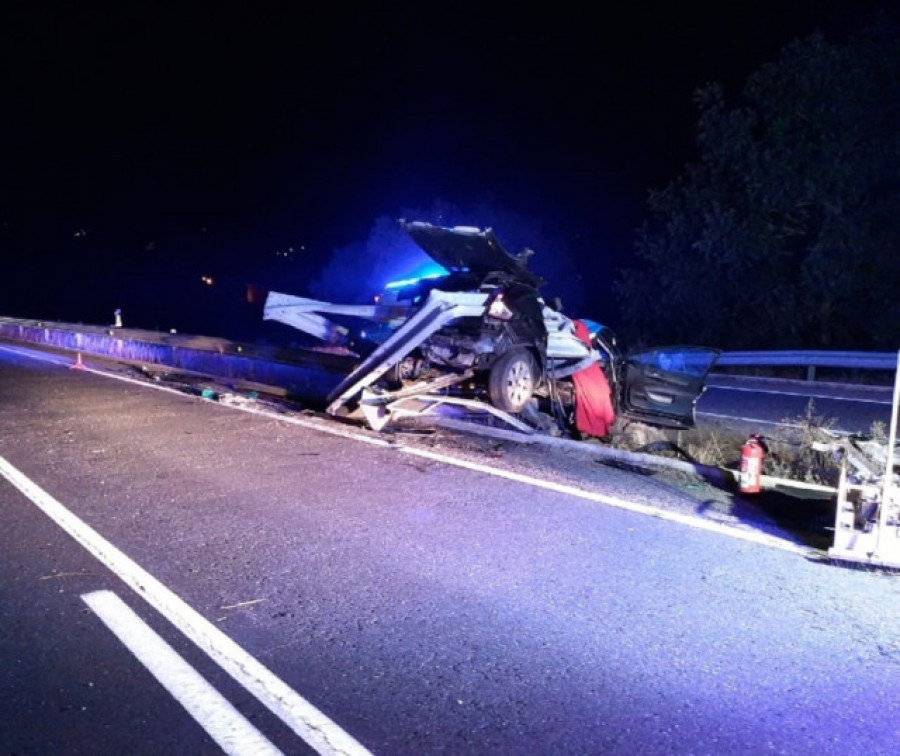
[488,348,537,413]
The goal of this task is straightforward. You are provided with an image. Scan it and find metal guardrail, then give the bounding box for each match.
[716,350,897,380]
[0,317,355,402]
[2,315,896,384]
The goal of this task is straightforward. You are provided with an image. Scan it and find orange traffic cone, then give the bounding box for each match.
[69,352,86,370]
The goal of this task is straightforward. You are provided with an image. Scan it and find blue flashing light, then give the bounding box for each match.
[384,271,447,290]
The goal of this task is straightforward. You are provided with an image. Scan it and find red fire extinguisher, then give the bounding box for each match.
[739,434,766,494]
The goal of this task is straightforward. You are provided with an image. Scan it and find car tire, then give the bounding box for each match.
[488,347,537,413]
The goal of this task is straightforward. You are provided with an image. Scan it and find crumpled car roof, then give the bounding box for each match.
[401,220,544,288]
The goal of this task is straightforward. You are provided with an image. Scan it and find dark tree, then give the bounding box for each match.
[615,20,900,350]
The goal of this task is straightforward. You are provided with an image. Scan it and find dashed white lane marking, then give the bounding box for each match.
[0,457,372,756]
[81,590,282,756]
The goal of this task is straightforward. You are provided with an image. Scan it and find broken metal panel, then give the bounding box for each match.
[359,386,535,434]
[325,289,490,414]
[544,306,594,362]
[828,349,900,569]
[401,220,544,288]
[264,292,382,321]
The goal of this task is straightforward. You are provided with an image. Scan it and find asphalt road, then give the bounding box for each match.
[1,346,899,755]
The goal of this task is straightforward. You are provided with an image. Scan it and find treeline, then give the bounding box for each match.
[615,18,900,350]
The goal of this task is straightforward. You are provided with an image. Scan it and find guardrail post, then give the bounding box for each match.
[875,350,900,559]
[806,365,816,381]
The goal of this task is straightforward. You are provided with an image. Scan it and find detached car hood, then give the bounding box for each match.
[401,220,544,288]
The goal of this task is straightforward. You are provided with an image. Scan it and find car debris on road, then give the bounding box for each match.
[264,220,720,437]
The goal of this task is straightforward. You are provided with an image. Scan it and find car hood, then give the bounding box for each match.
[401,220,544,288]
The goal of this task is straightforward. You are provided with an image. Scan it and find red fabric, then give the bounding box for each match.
[571,319,616,437]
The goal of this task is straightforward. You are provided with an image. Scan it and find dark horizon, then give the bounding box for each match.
[1,2,889,340]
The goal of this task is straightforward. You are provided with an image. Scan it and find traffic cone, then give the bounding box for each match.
[69,352,86,370]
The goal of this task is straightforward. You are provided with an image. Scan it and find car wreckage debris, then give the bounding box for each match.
[264,220,719,436]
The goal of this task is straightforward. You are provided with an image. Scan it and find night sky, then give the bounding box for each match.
[0,1,889,339]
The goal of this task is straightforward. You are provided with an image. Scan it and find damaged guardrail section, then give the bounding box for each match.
[0,317,355,403]
[3,314,896,396]
[716,350,896,380]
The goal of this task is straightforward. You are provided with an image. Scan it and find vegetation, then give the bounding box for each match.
[764,400,842,485]
[612,399,845,487]
[615,19,900,351]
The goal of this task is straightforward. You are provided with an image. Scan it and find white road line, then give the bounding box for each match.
[706,382,892,405]
[399,446,818,557]
[0,457,372,756]
[74,362,395,448]
[0,343,391,447]
[0,343,75,366]
[81,590,282,756]
[697,410,856,435]
[3,343,817,558]
[98,368,814,552]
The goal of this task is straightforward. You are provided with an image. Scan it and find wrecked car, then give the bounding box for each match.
[263,220,719,435]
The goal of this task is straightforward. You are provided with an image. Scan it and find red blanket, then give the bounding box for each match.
[571,319,616,437]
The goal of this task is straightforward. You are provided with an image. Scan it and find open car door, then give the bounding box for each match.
[620,346,720,429]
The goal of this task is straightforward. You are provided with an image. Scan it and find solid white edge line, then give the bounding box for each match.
[94,368,819,552]
[697,411,857,436]
[0,342,389,447]
[0,457,372,756]
[76,364,394,448]
[81,590,282,756]
[705,382,892,405]
[0,343,76,366]
[698,411,805,427]
[399,446,818,557]
[4,343,816,557]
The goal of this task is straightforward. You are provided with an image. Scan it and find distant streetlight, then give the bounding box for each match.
[201,276,214,285]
